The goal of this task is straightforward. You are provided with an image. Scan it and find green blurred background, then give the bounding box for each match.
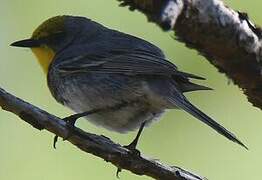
[0,0,261,179]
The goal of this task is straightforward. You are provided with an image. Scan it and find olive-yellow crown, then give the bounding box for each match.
[32,16,66,40]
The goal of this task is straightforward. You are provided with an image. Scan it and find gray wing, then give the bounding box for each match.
[55,48,204,81]
[53,28,205,80]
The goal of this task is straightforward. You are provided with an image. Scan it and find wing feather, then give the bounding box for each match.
[56,48,204,80]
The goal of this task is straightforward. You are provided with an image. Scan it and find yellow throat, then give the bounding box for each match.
[31,47,55,74]
[30,16,65,74]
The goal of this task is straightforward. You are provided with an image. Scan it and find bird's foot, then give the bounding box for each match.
[52,110,101,149]
[53,115,78,149]
[123,142,141,156]
[115,142,141,178]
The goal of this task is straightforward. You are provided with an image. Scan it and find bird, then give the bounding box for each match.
[11,15,247,151]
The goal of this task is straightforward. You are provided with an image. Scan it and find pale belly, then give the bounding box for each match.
[57,79,165,133]
[48,72,172,133]
[63,89,165,133]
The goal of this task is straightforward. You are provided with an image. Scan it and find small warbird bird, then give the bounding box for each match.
[11,16,247,151]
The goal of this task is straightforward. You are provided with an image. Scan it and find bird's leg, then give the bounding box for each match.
[53,102,133,149]
[63,109,101,127]
[53,109,101,149]
[116,121,146,178]
[124,121,146,155]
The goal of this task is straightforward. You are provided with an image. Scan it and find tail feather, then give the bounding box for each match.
[180,82,213,93]
[177,72,206,80]
[173,96,248,149]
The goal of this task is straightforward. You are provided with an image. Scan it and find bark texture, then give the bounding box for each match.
[118,0,262,109]
[0,87,205,180]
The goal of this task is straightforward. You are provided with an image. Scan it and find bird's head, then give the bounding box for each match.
[11,15,102,74]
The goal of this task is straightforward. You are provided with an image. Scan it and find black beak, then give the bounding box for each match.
[10,39,41,48]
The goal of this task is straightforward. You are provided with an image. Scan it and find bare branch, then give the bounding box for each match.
[118,0,262,109]
[0,87,205,180]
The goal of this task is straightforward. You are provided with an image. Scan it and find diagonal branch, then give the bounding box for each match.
[0,87,205,180]
[118,0,262,110]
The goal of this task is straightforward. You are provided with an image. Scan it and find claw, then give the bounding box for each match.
[52,115,77,148]
[116,167,122,179]
[53,135,59,149]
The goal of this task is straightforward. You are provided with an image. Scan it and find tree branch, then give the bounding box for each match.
[118,0,262,110]
[0,87,205,180]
